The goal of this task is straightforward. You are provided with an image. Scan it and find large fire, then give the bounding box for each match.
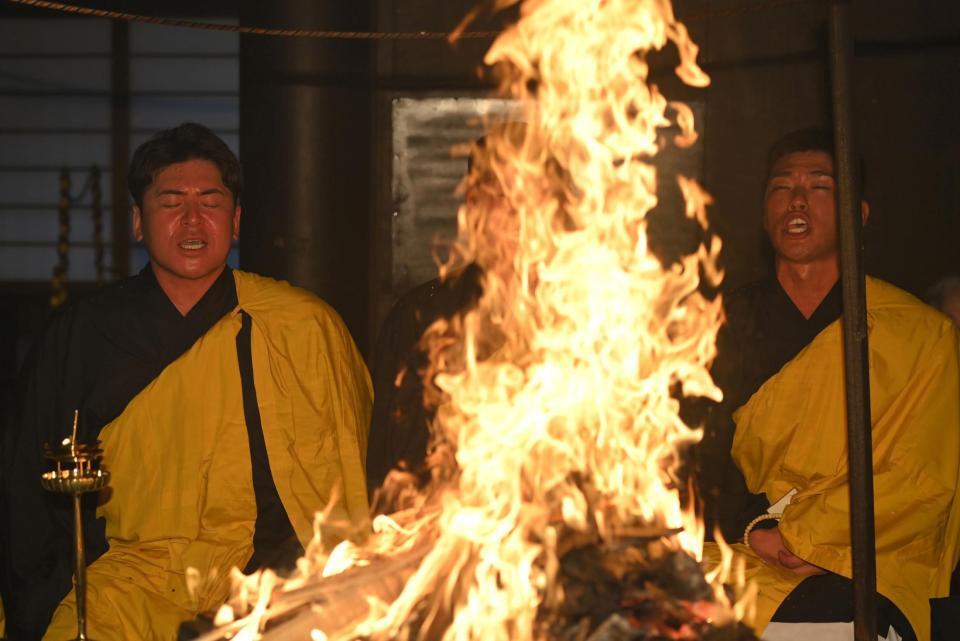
[204,1,738,639]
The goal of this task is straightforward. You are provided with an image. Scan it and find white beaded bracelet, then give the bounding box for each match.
[742,513,783,544]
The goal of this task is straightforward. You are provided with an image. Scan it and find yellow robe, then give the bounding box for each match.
[709,278,960,641]
[43,271,372,641]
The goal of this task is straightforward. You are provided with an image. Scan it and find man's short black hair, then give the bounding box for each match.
[764,127,866,196]
[128,123,242,209]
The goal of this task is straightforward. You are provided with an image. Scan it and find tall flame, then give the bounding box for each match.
[210,1,726,639]
[373,0,722,636]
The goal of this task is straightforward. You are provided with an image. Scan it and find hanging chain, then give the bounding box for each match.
[5,0,498,39]
[51,168,71,308]
[90,165,105,285]
[49,166,105,306]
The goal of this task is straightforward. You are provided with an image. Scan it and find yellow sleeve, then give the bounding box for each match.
[41,274,375,639]
[252,300,373,545]
[323,313,374,519]
[780,321,960,576]
[42,543,204,641]
[778,322,960,641]
[42,315,255,640]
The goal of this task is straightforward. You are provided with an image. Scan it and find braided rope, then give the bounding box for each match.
[6,0,499,39]
[51,168,70,308]
[90,165,104,285]
[6,0,823,41]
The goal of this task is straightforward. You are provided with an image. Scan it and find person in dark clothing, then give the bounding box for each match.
[699,129,872,547]
[700,271,843,540]
[366,127,524,504]
[698,129,960,641]
[0,123,371,640]
[366,263,483,497]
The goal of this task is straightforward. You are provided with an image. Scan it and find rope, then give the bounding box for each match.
[5,0,499,40]
[6,0,823,41]
[51,168,70,308]
[49,166,106,302]
[90,165,105,285]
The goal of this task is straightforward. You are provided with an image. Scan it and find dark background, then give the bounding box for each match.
[1,0,958,403]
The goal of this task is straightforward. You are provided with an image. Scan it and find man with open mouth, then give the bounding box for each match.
[1,123,373,640]
[699,129,960,641]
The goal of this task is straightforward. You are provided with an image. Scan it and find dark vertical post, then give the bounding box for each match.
[239,1,374,351]
[110,20,130,280]
[828,4,877,641]
[370,0,396,355]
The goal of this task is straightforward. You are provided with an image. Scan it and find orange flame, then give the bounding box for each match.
[371,0,722,637]
[211,1,729,639]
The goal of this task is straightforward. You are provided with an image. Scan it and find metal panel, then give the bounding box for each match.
[390,96,516,293]
[389,96,706,296]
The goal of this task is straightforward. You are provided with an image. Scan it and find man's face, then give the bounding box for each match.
[132,158,240,286]
[762,150,838,267]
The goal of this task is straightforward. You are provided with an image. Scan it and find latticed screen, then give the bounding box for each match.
[0,16,239,283]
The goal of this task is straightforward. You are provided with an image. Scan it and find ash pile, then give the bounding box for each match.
[546,538,756,641]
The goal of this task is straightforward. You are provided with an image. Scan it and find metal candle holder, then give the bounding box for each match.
[40,411,110,641]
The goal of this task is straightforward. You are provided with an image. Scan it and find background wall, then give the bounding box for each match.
[368,0,960,337]
[0,1,241,423]
[694,0,960,294]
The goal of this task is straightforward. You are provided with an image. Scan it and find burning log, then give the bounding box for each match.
[237,544,428,641]
[200,476,751,641]
[209,525,755,641]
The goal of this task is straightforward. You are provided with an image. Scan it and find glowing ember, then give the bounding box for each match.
[204,1,737,639]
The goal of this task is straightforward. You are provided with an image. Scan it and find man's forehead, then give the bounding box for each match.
[150,159,227,188]
[769,150,835,176]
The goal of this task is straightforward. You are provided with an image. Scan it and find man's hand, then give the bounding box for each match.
[748,525,827,576]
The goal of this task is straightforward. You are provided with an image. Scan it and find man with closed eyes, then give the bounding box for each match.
[699,129,960,641]
[0,123,372,640]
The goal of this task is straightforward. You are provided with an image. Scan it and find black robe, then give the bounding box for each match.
[698,275,842,542]
[366,264,483,497]
[697,275,913,639]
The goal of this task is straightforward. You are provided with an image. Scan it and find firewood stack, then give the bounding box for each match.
[233,533,755,641]
[191,470,756,641]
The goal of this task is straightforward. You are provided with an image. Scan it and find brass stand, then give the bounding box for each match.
[40,412,110,641]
